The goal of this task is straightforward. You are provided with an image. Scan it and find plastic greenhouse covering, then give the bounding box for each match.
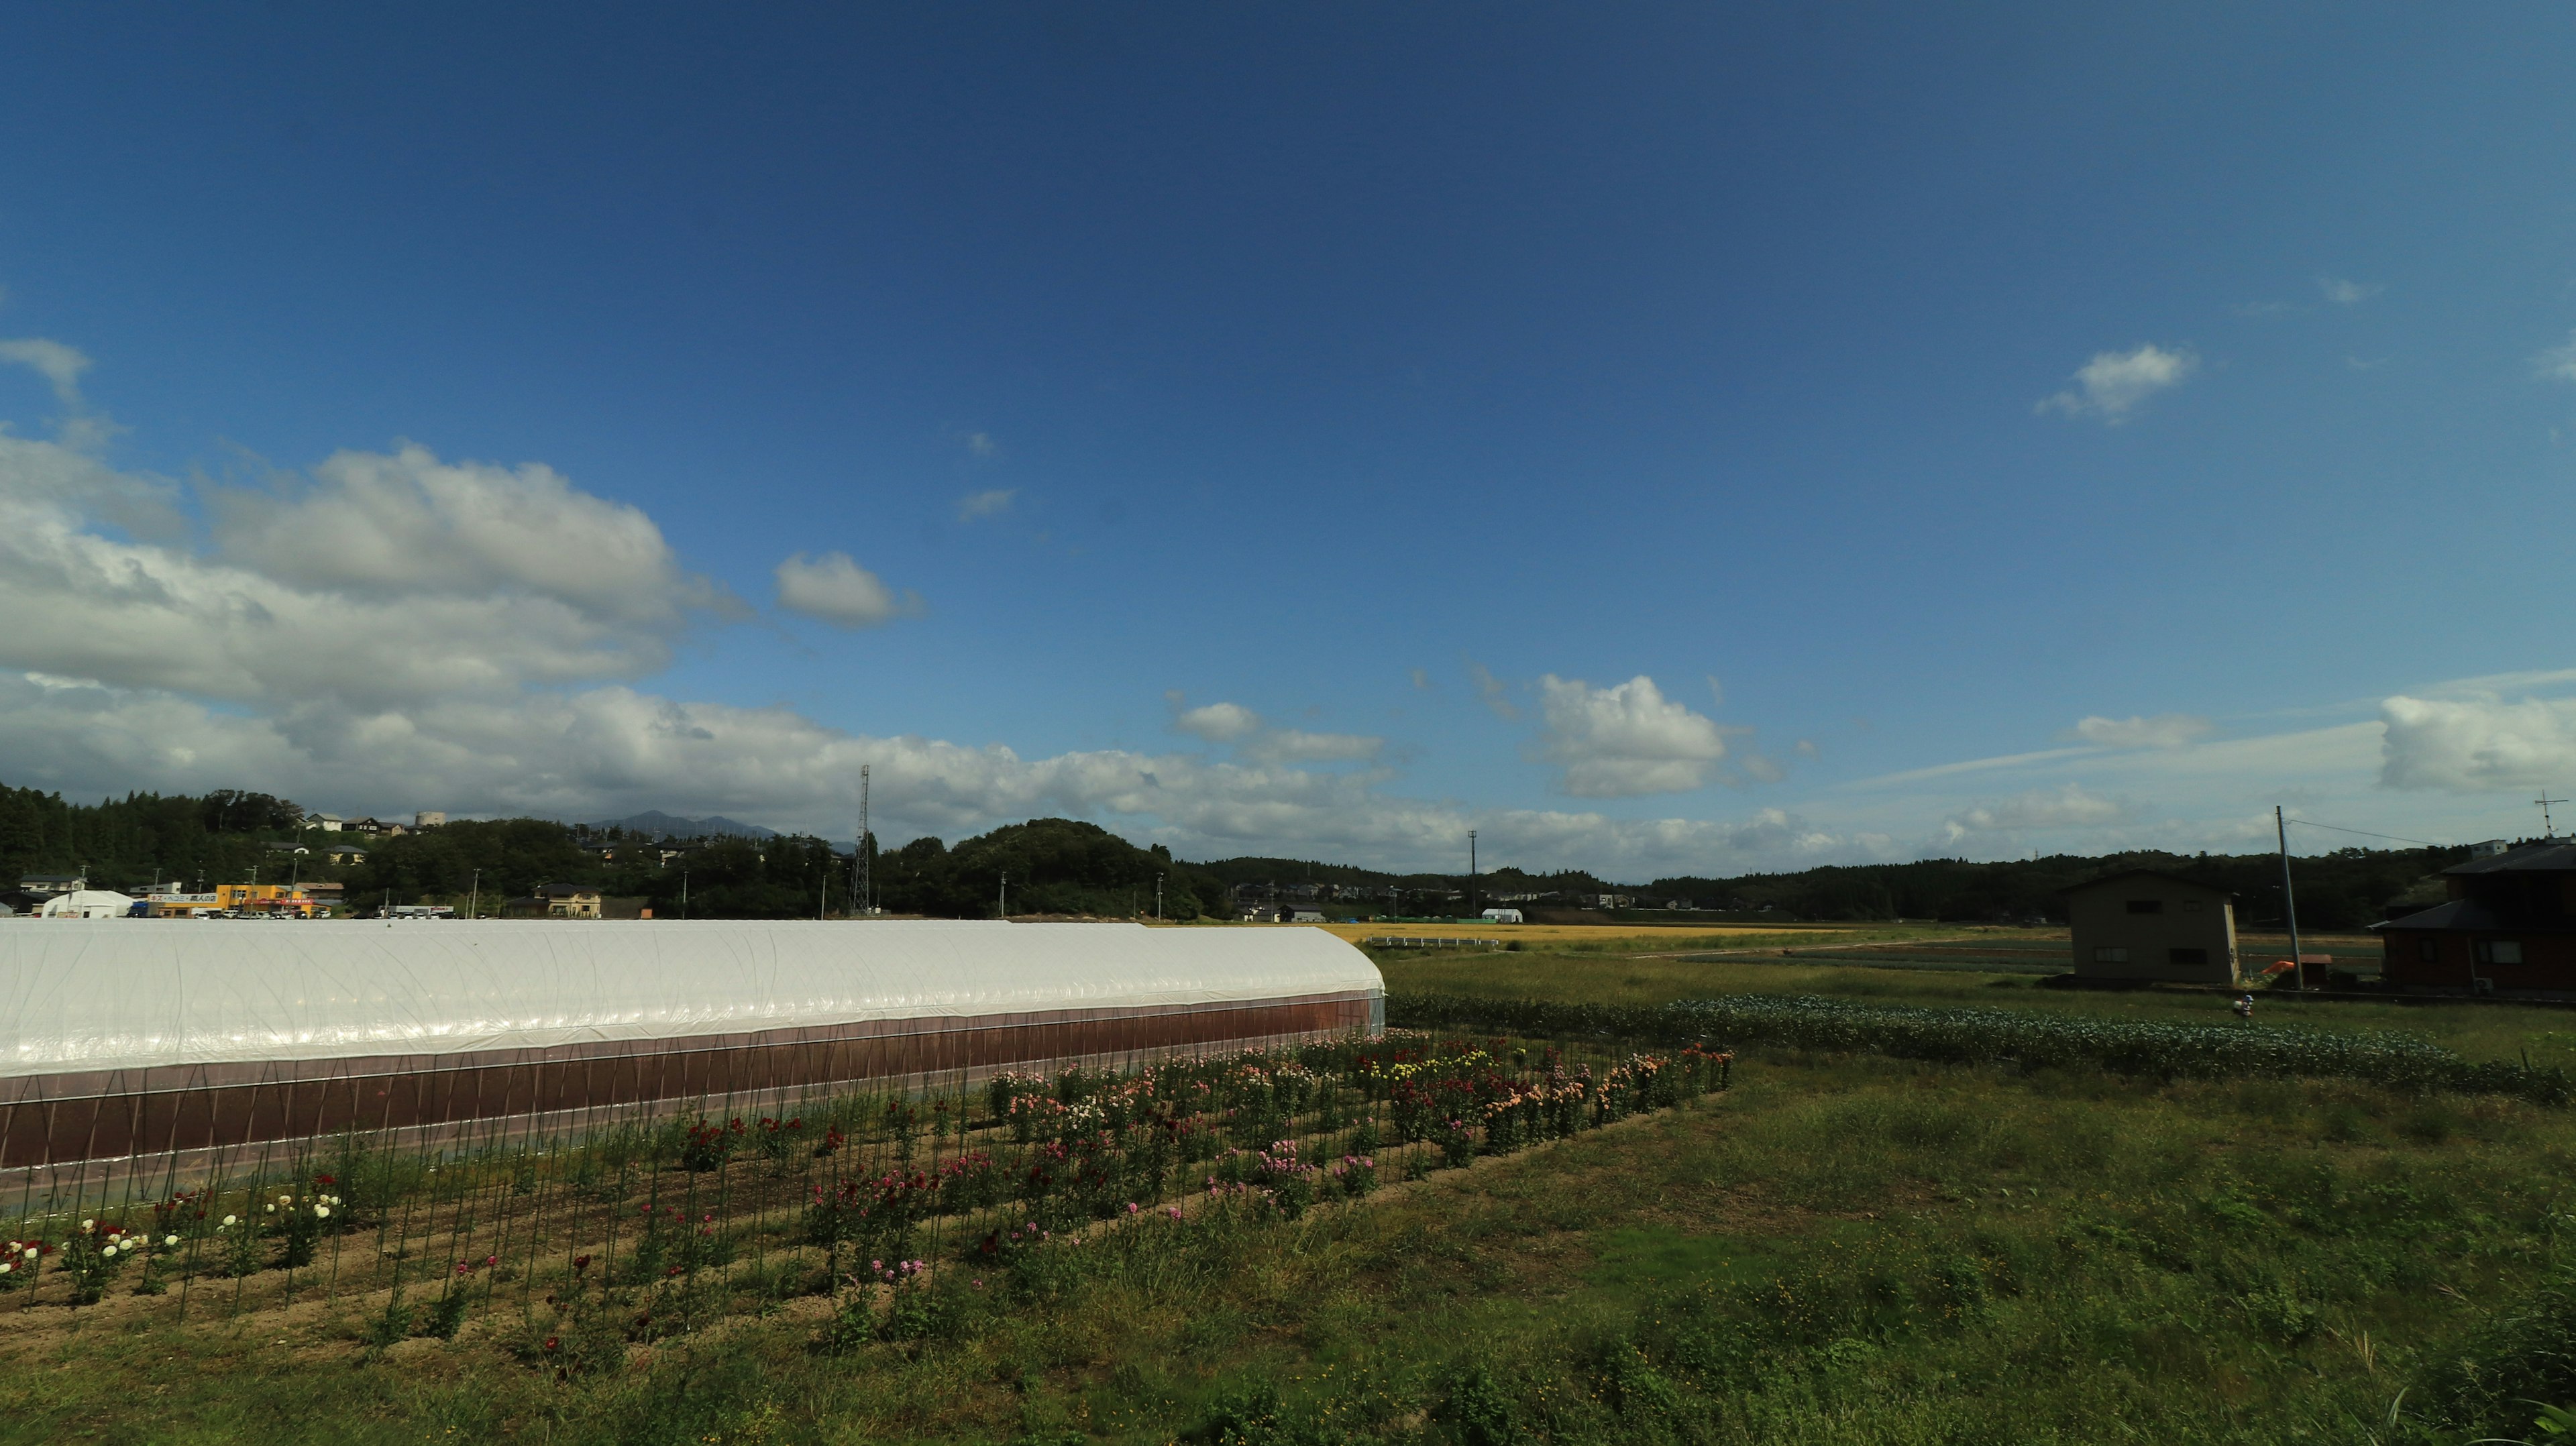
[0,919,1385,1078]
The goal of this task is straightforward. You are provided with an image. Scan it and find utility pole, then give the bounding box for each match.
[2540,790,2567,840]
[2275,807,2304,990]
[680,869,689,920]
[1155,872,1163,922]
[1468,828,1478,920]
[470,868,480,922]
[818,852,830,920]
[999,871,1009,920]
[858,764,872,915]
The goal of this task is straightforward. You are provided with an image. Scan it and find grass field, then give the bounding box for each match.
[7,942,2576,1443]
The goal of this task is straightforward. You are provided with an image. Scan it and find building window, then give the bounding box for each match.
[2125,899,2163,914]
[2168,947,2208,965]
[2092,946,2128,963]
[2418,938,2438,962]
[2476,940,2524,966]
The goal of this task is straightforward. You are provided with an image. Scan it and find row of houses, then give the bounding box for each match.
[2071,838,2576,994]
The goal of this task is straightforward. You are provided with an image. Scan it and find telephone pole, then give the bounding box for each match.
[2540,789,2567,840]
[2275,807,2304,990]
[999,871,1008,920]
[858,764,872,915]
[1467,828,1478,920]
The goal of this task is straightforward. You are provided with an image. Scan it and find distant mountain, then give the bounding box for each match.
[586,810,779,840]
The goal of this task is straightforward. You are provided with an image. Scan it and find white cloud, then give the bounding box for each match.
[2537,333,2576,385]
[2070,713,2213,749]
[1465,658,1518,720]
[0,337,91,406]
[964,433,999,458]
[2381,693,2576,792]
[956,488,1016,521]
[1536,674,1729,797]
[2037,343,2198,424]
[1409,667,1432,691]
[1939,784,2129,844]
[1173,700,1263,743]
[0,435,720,714]
[1241,729,1384,764]
[773,551,914,628]
[2317,276,2382,306]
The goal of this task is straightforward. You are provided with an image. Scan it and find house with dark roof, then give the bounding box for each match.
[2376,839,2576,993]
[2061,869,2239,985]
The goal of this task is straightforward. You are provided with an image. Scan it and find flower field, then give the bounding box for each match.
[0,1032,1727,1351]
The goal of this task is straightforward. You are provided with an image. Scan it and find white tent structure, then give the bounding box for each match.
[0,920,1382,1170]
[36,889,138,920]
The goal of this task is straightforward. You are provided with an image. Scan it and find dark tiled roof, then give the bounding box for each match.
[2374,897,2576,934]
[2444,840,2576,875]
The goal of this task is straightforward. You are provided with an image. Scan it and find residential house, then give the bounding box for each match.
[2061,870,2240,986]
[2377,838,2576,993]
[504,885,604,920]
[17,875,85,898]
[305,813,345,832]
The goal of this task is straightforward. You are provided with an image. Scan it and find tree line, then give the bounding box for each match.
[0,778,2476,928]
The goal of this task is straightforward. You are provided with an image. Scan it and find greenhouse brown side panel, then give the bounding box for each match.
[0,992,1375,1170]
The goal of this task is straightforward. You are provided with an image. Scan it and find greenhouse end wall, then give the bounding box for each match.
[0,920,1384,1171]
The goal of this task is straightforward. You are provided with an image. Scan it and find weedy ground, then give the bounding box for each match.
[5,952,2575,1445]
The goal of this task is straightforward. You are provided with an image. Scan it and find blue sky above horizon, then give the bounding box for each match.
[3,4,2575,877]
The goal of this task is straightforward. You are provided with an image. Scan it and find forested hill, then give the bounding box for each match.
[0,777,2480,929]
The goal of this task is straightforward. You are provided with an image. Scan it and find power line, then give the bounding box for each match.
[2282,818,2447,848]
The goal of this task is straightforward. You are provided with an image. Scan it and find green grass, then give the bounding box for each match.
[5,1052,2571,1444]
[1378,942,2576,1063]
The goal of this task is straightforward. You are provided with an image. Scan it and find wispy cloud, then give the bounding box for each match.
[2037,343,2198,424]
[963,432,999,458]
[2537,332,2576,385]
[0,338,91,407]
[2317,276,2383,306]
[1465,658,1518,720]
[2068,713,2212,749]
[956,488,1016,522]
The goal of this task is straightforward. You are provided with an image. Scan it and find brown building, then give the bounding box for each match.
[504,885,604,920]
[2061,870,2239,985]
[2377,840,2576,993]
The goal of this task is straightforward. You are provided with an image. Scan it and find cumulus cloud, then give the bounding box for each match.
[2070,713,2213,749]
[956,488,1016,521]
[0,337,91,406]
[0,435,722,714]
[1536,674,1729,797]
[1939,783,2129,844]
[2537,333,2576,386]
[2381,693,2576,791]
[2037,343,2198,423]
[1173,700,1263,743]
[774,551,913,628]
[2317,276,2382,306]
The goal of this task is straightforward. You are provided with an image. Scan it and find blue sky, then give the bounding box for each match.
[3,5,2575,875]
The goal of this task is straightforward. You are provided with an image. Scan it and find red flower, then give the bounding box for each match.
[543,1336,559,1351]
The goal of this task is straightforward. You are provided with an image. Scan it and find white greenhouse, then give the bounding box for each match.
[0,920,1383,1170]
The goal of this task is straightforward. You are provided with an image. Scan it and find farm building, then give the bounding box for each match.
[2061,870,2239,985]
[0,920,1382,1172]
[2377,838,2576,993]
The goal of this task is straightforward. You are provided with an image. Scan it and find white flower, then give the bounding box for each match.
[164,1235,179,1247]
[19,1247,34,1260]
[278,1194,292,1205]
[264,1205,274,1214]
[221,1215,236,1227]
[80,1219,93,1231]
[99,1244,116,1257]
[313,1205,330,1219]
